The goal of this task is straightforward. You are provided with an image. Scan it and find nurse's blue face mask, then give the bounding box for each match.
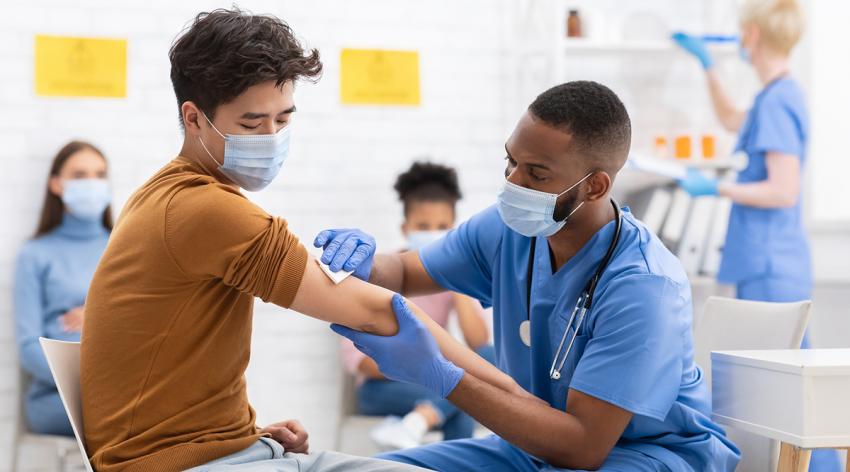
[198,112,291,192]
[738,43,751,63]
[497,172,592,237]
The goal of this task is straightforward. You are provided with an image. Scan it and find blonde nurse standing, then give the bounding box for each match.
[674,1,840,470]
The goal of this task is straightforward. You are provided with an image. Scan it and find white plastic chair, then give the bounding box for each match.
[12,369,79,472]
[335,364,445,456]
[694,296,811,472]
[335,369,385,456]
[38,339,94,472]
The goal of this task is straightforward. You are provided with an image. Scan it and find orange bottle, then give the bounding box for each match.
[567,10,582,38]
[701,135,716,159]
[674,135,692,160]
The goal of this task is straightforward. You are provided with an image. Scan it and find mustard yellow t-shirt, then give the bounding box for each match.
[81,156,307,472]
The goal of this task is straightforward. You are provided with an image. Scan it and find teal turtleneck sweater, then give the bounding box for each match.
[14,213,110,397]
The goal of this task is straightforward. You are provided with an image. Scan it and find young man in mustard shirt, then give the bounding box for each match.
[80,8,525,472]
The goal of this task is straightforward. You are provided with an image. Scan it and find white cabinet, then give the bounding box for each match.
[712,349,850,449]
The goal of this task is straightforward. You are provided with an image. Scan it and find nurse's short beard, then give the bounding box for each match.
[553,191,581,223]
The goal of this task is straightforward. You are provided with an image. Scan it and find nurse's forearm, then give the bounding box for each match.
[719,181,797,208]
[447,374,629,470]
[370,253,405,292]
[371,252,445,297]
[719,152,800,208]
[706,70,746,132]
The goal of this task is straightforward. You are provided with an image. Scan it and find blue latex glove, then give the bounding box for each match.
[678,168,719,197]
[313,228,376,281]
[671,32,714,69]
[331,294,465,398]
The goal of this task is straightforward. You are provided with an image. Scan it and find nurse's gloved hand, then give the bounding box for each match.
[313,228,376,281]
[672,32,714,70]
[331,294,465,398]
[678,168,719,197]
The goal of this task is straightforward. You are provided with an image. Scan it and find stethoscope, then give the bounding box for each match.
[519,199,622,381]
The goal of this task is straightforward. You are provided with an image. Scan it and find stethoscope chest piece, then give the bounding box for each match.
[519,320,531,347]
[551,371,561,380]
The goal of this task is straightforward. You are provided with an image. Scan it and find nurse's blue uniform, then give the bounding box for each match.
[718,77,840,471]
[718,77,811,315]
[379,206,740,471]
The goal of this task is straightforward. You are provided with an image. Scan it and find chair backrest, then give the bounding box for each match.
[694,296,810,388]
[694,296,811,472]
[39,338,94,472]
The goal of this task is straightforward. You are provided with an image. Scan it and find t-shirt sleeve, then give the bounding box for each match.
[568,274,687,420]
[165,184,308,308]
[419,206,503,307]
[748,91,805,158]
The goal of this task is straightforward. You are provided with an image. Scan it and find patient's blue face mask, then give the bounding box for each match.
[407,230,448,251]
[497,172,592,237]
[198,113,291,192]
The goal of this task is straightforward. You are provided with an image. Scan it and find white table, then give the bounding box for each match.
[712,349,850,472]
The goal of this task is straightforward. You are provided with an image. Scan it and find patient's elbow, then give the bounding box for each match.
[354,300,399,337]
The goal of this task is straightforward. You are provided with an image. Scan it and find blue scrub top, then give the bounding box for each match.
[420,205,739,471]
[718,77,810,285]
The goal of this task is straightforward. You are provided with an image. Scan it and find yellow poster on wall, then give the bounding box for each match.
[35,35,127,98]
[340,49,420,106]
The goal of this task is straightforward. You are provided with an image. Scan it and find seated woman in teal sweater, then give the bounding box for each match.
[14,141,112,436]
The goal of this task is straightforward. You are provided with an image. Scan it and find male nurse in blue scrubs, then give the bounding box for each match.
[318,81,740,471]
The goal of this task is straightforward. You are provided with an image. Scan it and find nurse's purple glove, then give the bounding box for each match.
[672,32,714,70]
[678,168,719,197]
[331,294,465,398]
[313,228,376,281]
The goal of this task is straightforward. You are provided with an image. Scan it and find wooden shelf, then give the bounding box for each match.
[562,39,737,55]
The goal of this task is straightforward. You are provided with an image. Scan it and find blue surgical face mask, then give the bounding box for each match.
[739,45,751,63]
[62,178,111,221]
[738,37,751,63]
[497,173,592,237]
[407,230,448,251]
[198,113,291,192]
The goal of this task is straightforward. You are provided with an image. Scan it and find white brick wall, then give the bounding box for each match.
[0,0,513,469]
[2,1,847,470]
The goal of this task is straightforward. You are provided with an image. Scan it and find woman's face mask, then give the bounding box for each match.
[62,178,111,220]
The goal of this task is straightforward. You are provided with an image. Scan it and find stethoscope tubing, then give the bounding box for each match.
[525,199,622,381]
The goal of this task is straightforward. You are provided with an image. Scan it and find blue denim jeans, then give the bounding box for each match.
[357,344,496,440]
[184,437,427,471]
[26,387,73,436]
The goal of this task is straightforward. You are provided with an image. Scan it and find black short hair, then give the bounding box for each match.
[169,8,323,126]
[394,161,462,216]
[528,81,631,174]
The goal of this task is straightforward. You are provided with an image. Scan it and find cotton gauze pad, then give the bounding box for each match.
[317,259,354,284]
